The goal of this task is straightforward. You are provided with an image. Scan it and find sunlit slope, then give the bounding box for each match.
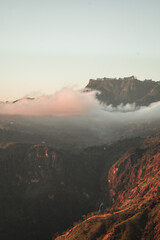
[55,136,160,240]
[0,137,142,240]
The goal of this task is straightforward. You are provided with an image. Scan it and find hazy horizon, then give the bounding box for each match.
[1,0,160,101]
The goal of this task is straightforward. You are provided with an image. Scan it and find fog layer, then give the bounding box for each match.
[0,89,160,148]
[0,88,96,116]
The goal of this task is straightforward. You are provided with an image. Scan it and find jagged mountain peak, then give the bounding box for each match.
[86,76,160,106]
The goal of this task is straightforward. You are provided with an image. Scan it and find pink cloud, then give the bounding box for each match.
[0,88,96,116]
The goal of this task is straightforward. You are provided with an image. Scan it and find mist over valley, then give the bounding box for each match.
[0,77,160,240]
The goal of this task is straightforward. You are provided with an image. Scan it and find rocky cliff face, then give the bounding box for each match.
[86,76,160,106]
[55,135,160,240]
[108,137,160,207]
[0,137,143,240]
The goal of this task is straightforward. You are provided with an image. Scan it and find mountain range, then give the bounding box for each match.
[1,76,160,107]
[86,76,160,106]
[0,77,160,240]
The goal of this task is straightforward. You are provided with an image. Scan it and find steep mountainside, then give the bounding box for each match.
[86,76,160,106]
[0,143,97,240]
[0,138,142,240]
[55,135,160,240]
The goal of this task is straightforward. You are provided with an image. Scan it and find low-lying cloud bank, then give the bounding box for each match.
[1,87,160,118]
[0,88,96,116]
[103,103,139,112]
[0,88,160,148]
[102,101,160,120]
[0,88,160,123]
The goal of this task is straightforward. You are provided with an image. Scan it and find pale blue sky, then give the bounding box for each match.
[0,0,160,101]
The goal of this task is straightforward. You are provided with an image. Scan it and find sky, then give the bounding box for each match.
[0,0,160,101]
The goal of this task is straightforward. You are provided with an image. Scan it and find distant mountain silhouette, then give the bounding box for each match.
[12,97,35,104]
[86,76,160,106]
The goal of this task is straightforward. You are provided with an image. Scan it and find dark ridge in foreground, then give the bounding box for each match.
[55,135,160,240]
[0,137,142,240]
[86,76,160,106]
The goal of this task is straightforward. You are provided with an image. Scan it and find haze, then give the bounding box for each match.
[0,0,160,101]
[0,90,160,148]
